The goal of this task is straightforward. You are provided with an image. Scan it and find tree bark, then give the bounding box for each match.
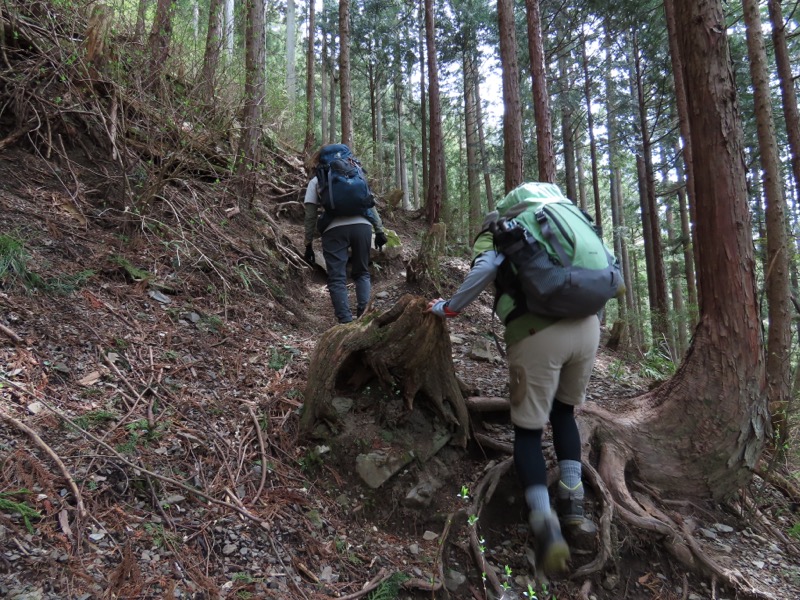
[570,6,770,579]
[424,0,443,224]
[199,0,224,105]
[303,0,316,155]
[497,0,523,193]
[674,138,698,316]
[664,0,700,308]
[338,0,353,149]
[224,0,234,59]
[395,77,410,209]
[768,0,800,203]
[320,22,329,144]
[473,72,494,211]
[559,53,577,203]
[524,0,555,183]
[464,49,481,237]
[237,0,266,206]
[580,32,602,230]
[418,0,428,207]
[743,0,792,450]
[300,295,469,447]
[632,30,670,349]
[286,0,297,108]
[146,0,174,90]
[135,0,149,42]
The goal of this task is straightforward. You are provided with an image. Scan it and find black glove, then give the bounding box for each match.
[374,231,388,250]
[304,244,315,265]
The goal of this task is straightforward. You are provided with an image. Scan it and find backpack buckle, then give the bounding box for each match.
[535,209,547,224]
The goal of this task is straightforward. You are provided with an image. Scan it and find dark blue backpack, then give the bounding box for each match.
[315,144,375,217]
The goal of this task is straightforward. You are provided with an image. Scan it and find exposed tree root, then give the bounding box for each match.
[462,415,787,600]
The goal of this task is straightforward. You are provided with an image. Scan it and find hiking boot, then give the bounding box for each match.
[529,512,570,573]
[556,483,598,536]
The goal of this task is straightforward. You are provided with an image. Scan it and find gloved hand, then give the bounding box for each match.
[426,298,459,318]
[304,244,315,265]
[374,230,388,250]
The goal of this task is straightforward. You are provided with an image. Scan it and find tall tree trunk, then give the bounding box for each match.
[661,150,684,358]
[395,77,410,209]
[633,30,670,349]
[376,78,384,188]
[664,0,700,307]
[743,0,793,450]
[329,52,337,142]
[580,31,602,230]
[603,30,630,345]
[320,26,329,143]
[497,0,523,193]
[224,0,234,59]
[192,1,199,47]
[424,0,443,223]
[368,63,377,155]
[473,73,493,211]
[615,166,639,349]
[199,0,224,104]
[560,53,577,202]
[135,0,149,42]
[464,50,481,238]
[303,0,316,155]
[338,0,353,149]
[768,0,800,203]
[237,0,266,206]
[146,0,175,90]
[418,1,428,207]
[411,143,419,209]
[674,138,698,314]
[648,0,766,495]
[525,0,555,183]
[576,132,587,212]
[581,0,768,512]
[286,0,297,107]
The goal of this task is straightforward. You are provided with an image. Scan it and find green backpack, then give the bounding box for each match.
[490,182,622,319]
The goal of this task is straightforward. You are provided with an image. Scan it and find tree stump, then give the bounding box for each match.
[300,294,470,446]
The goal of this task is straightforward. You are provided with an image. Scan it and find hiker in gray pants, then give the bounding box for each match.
[303,172,386,324]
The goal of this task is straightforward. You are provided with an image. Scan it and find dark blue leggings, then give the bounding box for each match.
[513,400,581,488]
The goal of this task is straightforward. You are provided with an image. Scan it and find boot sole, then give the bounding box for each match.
[541,539,570,573]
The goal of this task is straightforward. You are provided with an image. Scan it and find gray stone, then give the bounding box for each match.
[469,339,500,363]
[699,528,717,540]
[331,396,353,415]
[356,450,415,489]
[445,569,467,592]
[404,479,441,509]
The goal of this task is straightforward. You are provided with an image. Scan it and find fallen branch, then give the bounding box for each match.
[0,376,275,527]
[0,408,87,518]
[0,321,23,344]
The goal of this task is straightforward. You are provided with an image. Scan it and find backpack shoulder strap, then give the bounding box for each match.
[535,206,572,266]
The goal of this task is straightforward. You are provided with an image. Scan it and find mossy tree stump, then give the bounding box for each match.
[300,294,470,446]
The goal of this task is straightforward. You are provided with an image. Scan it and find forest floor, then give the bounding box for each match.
[1,140,800,600]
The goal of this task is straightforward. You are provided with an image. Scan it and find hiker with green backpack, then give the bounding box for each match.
[426,181,623,573]
[304,144,388,324]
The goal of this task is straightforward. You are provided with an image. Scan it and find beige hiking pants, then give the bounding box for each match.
[507,315,600,430]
